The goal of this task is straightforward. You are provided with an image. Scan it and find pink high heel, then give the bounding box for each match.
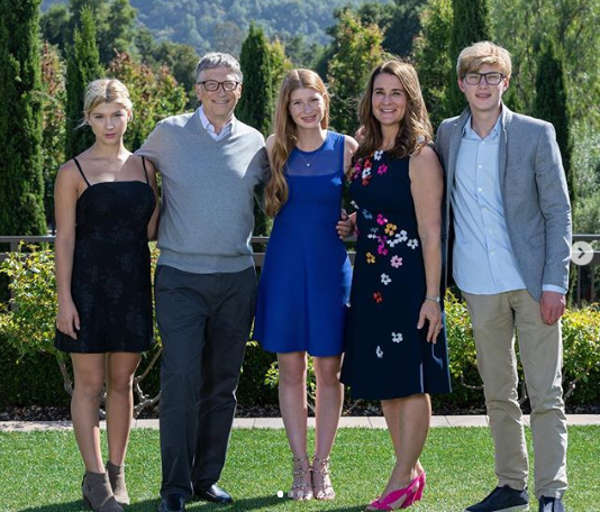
[403,471,426,507]
[365,474,420,511]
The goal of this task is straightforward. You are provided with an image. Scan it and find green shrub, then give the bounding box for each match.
[0,243,279,411]
[561,304,600,403]
[1,245,599,411]
[0,245,58,358]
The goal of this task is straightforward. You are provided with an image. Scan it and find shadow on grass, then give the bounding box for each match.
[18,496,365,511]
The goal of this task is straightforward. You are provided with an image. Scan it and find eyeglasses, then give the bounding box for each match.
[198,80,240,92]
[463,72,505,86]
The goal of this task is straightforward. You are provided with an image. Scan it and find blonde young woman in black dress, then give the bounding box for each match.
[55,79,159,511]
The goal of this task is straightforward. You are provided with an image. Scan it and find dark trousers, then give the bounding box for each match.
[155,264,256,498]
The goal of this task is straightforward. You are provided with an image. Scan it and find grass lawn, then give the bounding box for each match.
[0,426,597,511]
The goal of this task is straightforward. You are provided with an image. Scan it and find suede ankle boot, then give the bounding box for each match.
[106,461,130,505]
[82,471,123,512]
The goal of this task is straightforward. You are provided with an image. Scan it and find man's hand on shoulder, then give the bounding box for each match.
[540,290,566,325]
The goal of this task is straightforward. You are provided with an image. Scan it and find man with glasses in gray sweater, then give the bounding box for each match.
[137,53,269,512]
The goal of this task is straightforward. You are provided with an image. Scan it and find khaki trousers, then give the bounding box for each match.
[462,289,567,499]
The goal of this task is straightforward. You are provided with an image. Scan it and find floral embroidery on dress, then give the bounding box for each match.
[391,332,403,343]
[407,238,419,250]
[390,255,403,268]
[384,223,397,236]
[387,234,400,247]
[376,236,388,256]
[376,345,384,358]
[360,158,373,186]
[351,151,421,311]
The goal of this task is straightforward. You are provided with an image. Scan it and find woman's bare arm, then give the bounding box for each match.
[54,161,81,339]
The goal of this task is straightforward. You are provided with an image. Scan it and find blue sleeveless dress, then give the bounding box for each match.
[254,131,352,356]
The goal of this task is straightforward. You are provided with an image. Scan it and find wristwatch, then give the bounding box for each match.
[425,295,441,303]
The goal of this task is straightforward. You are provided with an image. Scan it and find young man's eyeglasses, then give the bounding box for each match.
[463,72,505,86]
[198,80,240,92]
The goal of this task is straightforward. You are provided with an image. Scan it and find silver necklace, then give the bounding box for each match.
[295,138,324,167]
[296,151,315,168]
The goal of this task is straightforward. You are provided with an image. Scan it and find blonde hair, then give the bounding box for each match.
[264,69,329,217]
[456,41,512,78]
[80,78,133,127]
[354,59,432,166]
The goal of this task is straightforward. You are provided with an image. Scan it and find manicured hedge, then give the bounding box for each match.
[1,246,599,412]
[0,333,279,409]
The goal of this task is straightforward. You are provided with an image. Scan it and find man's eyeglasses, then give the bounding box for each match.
[463,72,505,86]
[198,80,240,92]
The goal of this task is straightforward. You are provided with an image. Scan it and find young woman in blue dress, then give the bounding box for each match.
[338,60,451,510]
[55,79,159,511]
[254,69,357,501]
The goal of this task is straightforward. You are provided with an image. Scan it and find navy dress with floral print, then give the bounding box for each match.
[55,157,155,354]
[340,151,451,400]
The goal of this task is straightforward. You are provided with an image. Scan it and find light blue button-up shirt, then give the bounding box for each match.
[198,105,234,141]
[452,115,528,294]
[452,115,566,295]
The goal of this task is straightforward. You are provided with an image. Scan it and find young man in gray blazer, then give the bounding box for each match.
[436,41,571,512]
[137,53,269,512]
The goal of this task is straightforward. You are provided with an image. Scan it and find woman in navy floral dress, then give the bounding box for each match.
[339,60,450,510]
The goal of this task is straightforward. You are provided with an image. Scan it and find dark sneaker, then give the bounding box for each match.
[539,496,565,512]
[465,485,529,511]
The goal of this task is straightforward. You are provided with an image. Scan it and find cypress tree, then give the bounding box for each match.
[65,5,103,159]
[532,41,576,303]
[446,0,491,114]
[533,42,574,204]
[413,0,453,129]
[237,23,274,236]
[0,0,47,235]
[237,23,273,137]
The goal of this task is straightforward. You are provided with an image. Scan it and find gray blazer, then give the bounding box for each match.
[436,105,572,301]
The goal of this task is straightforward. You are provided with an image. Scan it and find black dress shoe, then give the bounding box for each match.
[193,484,233,504]
[539,496,565,512]
[158,493,186,512]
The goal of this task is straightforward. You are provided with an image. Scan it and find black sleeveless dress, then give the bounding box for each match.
[55,157,155,353]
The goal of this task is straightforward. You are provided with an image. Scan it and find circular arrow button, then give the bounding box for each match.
[571,241,594,266]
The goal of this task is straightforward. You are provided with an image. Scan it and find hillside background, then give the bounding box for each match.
[42,0,393,53]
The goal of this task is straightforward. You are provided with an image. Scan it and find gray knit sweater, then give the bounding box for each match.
[137,109,269,273]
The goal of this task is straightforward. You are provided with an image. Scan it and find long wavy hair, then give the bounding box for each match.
[353,60,432,170]
[264,68,329,217]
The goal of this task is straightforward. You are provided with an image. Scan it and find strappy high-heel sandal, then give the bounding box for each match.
[312,455,335,500]
[288,455,313,500]
[365,474,420,511]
